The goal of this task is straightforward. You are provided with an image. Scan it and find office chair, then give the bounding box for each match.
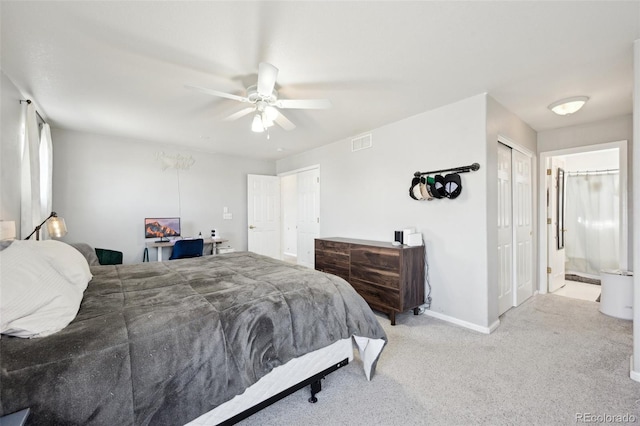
[169,239,204,260]
[95,248,123,265]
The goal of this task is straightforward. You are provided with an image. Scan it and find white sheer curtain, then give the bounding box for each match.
[20,102,41,238]
[564,171,620,277]
[39,123,53,239]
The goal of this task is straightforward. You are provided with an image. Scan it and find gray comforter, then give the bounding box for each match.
[0,252,386,425]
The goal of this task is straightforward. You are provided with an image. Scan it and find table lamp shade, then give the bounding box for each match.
[47,217,67,238]
[0,221,16,240]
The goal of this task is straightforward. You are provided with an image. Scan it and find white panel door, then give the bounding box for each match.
[513,149,533,305]
[296,169,320,268]
[497,143,514,315]
[548,157,566,292]
[247,174,281,259]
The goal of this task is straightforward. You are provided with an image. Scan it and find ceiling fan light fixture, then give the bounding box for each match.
[264,106,279,122]
[548,96,589,116]
[251,114,264,132]
[262,112,275,129]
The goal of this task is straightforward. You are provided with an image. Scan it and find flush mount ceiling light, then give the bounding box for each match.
[548,96,589,116]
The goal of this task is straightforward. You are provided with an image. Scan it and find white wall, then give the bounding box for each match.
[561,149,619,171]
[1,71,23,231]
[278,94,493,328]
[52,128,275,264]
[538,115,633,153]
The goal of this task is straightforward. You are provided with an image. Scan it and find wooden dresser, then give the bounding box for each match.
[315,237,425,325]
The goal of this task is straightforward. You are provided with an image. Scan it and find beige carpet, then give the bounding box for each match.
[239,294,640,425]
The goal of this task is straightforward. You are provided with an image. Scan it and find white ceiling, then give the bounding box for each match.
[2,1,639,160]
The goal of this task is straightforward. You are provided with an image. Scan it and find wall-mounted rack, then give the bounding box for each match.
[414,162,480,177]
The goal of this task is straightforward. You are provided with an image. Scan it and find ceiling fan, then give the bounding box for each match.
[186,62,332,134]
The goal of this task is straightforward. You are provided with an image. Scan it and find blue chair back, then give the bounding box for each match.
[169,239,204,260]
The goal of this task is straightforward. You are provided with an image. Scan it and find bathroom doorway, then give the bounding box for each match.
[538,140,628,301]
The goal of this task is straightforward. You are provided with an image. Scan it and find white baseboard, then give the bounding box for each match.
[630,356,640,382]
[422,309,500,334]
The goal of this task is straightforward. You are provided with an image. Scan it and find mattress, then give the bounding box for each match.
[1,251,387,425]
[187,338,354,425]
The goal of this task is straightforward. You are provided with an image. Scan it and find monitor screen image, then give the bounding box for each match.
[145,217,181,239]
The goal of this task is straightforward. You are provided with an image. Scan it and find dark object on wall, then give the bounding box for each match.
[414,162,480,177]
[410,163,479,201]
[443,173,462,199]
[408,177,420,200]
[95,248,123,265]
[169,239,204,260]
[394,231,404,244]
[556,167,566,250]
[432,174,446,198]
[315,237,425,326]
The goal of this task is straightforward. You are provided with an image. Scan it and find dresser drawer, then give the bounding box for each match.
[350,266,400,289]
[350,278,400,310]
[315,239,349,254]
[315,248,349,265]
[350,246,400,273]
[315,239,350,281]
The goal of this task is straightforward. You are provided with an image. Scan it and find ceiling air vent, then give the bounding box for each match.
[351,133,372,152]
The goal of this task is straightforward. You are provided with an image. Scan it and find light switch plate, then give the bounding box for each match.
[223,213,232,220]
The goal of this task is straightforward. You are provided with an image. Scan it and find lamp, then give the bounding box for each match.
[548,96,589,116]
[0,221,16,241]
[25,212,68,240]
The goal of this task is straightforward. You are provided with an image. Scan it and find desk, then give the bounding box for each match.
[146,237,228,262]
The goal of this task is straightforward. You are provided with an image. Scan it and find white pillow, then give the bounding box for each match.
[13,240,92,292]
[0,242,83,338]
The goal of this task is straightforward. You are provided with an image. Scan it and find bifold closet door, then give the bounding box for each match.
[497,143,514,315]
[497,142,534,315]
[512,149,533,305]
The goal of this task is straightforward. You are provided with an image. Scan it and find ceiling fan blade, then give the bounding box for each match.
[274,111,296,131]
[223,107,255,121]
[185,84,249,103]
[257,62,278,96]
[275,99,332,109]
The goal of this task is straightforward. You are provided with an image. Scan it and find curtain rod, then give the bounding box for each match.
[19,99,46,124]
[567,168,619,176]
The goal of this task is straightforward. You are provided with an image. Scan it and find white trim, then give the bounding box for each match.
[538,140,629,294]
[422,310,500,334]
[277,164,320,177]
[630,356,640,383]
[497,134,534,158]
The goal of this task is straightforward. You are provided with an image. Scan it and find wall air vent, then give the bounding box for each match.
[351,133,372,152]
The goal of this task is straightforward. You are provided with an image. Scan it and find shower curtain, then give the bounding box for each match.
[564,171,619,278]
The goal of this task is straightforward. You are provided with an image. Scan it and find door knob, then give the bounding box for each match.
[249,225,256,229]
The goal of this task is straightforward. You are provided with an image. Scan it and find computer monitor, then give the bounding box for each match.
[145,217,181,241]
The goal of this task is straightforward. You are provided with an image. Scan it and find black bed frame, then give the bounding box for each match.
[217,357,350,425]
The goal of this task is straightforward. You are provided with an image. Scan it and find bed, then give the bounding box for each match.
[0,241,386,425]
